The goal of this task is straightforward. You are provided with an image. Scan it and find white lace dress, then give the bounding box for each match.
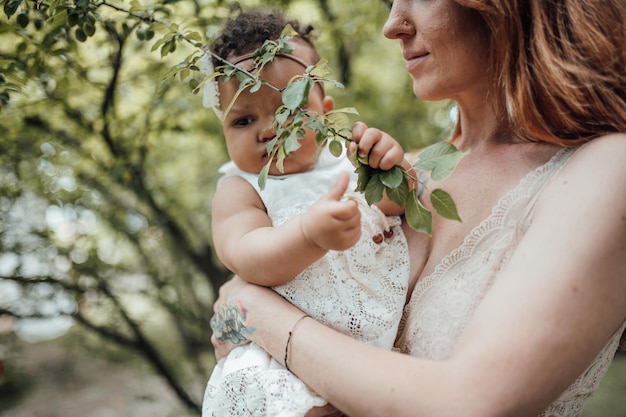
[203,148,410,417]
[395,146,626,417]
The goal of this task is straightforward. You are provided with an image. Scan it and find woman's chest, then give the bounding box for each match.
[407,143,559,284]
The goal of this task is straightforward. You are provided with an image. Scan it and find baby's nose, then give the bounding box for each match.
[259,124,275,142]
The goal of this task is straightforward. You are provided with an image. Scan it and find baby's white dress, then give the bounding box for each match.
[395,146,626,416]
[203,148,410,417]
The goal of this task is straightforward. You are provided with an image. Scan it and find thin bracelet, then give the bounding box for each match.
[284,314,310,372]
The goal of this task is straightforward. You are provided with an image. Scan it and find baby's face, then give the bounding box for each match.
[219,42,331,176]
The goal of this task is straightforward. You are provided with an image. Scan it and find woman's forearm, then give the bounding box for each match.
[238,285,456,417]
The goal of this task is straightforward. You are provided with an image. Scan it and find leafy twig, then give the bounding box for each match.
[198,27,466,234]
[2,0,466,234]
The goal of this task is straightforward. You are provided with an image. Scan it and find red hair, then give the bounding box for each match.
[455,0,626,347]
[456,0,626,146]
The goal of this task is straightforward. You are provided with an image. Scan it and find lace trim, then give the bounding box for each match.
[428,147,574,283]
[400,147,575,336]
[396,145,625,417]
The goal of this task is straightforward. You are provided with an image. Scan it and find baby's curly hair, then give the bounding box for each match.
[210,8,317,66]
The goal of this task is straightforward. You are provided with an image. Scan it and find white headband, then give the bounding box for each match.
[198,53,223,118]
[198,50,320,120]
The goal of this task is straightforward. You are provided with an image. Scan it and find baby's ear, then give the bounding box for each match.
[323,96,335,112]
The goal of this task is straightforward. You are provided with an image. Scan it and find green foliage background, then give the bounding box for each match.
[0,0,621,415]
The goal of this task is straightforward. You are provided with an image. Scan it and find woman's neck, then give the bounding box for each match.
[451,101,524,151]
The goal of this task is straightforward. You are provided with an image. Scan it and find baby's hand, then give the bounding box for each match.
[350,121,407,170]
[301,172,361,251]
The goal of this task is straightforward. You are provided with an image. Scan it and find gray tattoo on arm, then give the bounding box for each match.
[210,298,256,344]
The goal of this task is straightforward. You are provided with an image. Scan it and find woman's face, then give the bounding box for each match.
[383,0,490,103]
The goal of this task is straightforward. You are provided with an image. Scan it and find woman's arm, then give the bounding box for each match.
[212,172,361,287]
[212,135,626,417]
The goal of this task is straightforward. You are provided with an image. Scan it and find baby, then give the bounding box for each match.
[203,9,412,417]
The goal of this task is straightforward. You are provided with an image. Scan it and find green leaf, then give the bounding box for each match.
[282,78,310,110]
[430,151,466,181]
[414,141,457,166]
[414,141,460,169]
[4,0,22,19]
[310,59,332,79]
[292,111,306,126]
[283,128,304,154]
[329,140,343,157]
[151,33,172,52]
[280,24,298,40]
[364,174,384,205]
[380,166,404,188]
[355,164,372,192]
[249,80,263,93]
[430,188,462,221]
[304,119,325,131]
[75,27,87,42]
[405,190,433,235]
[265,137,279,156]
[385,177,409,207]
[315,131,328,148]
[276,145,287,173]
[236,73,256,89]
[185,31,202,42]
[274,106,290,126]
[83,21,96,37]
[160,39,178,57]
[325,111,351,132]
[412,141,467,181]
[326,107,359,116]
[258,163,270,189]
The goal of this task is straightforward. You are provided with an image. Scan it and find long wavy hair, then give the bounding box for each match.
[456,0,626,347]
[456,0,626,146]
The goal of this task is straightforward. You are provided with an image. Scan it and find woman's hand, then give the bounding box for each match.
[211,276,346,416]
[210,274,306,360]
[210,275,257,360]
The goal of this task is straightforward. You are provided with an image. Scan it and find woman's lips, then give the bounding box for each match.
[405,53,430,72]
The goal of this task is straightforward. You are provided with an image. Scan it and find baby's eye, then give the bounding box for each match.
[233,117,253,127]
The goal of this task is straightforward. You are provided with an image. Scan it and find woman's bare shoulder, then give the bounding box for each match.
[571,133,626,168]
[548,133,626,192]
[534,133,626,238]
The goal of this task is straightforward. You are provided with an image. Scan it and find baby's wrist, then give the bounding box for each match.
[299,214,326,251]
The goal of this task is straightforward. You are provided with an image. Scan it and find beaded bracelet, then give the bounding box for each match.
[284,314,311,372]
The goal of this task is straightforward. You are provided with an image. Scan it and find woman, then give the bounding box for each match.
[211,0,626,416]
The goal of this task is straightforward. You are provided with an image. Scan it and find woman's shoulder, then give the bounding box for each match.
[572,132,626,163]
[562,133,626,184]
[537,133,626,219]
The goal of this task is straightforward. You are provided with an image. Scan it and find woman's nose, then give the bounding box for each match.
[383,4,414,39]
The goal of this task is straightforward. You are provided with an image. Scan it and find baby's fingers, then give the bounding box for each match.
[351,121,368,143]
[324,172,351,202]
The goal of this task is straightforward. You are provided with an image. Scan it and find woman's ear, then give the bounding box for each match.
[323,96,335,112]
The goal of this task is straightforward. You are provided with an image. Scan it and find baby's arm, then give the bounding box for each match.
[350,122,415,216]
[211,172,361,287]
